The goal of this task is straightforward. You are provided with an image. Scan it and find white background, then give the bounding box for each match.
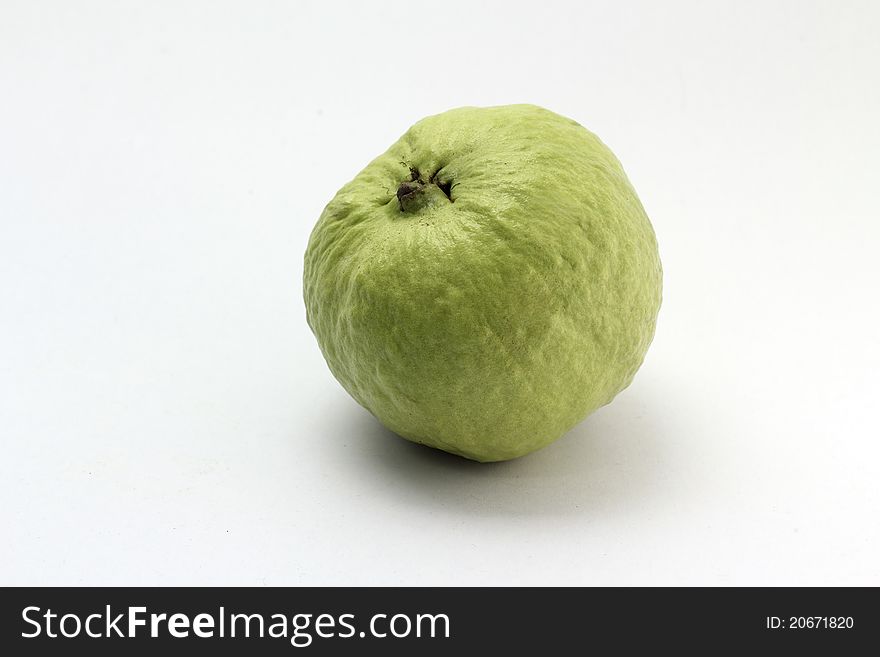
[2,1,878,586]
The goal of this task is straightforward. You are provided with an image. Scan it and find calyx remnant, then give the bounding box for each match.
[397,168,452,212]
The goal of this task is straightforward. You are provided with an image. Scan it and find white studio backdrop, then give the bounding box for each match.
[1,1,878,585]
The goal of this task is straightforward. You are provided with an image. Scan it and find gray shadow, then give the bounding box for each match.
[321,383,677,518]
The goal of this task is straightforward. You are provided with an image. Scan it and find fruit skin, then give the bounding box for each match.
[304,105,662,462]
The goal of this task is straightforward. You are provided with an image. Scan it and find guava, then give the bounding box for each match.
[304,104,662,462]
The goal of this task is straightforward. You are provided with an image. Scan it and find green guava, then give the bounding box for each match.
[304,104,662,462]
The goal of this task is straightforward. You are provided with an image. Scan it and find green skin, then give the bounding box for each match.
[304,105,662,462]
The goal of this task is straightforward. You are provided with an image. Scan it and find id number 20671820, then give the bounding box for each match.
[766,617,854,630]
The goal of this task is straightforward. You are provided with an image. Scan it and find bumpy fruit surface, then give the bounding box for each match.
[304,105,662,462]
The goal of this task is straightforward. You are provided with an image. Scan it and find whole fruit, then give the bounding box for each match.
[304,104,662,462]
